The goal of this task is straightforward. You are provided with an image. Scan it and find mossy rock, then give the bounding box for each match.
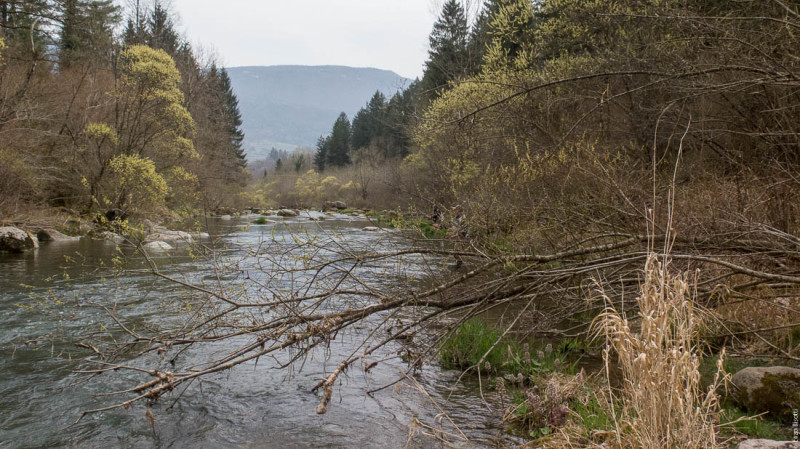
[732,366,800,421]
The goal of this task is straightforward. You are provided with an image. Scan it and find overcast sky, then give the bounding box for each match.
[168,0,442,79]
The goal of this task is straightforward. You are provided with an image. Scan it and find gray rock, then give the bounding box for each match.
[36,228,79,242]
[362,226,380,232]
[190,231,211,239]
[143,241,173,251]
[277,209,299,217]
[732,366,800,419]
[100,231,126,244]
[0,226,37,252]
[218,215,233,220]
[324,201,347,210]
[145,230,193,243]
[737,440,800,449]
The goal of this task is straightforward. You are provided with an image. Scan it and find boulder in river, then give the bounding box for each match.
[99,231,126,244]
[145,230,193,243]
[143,241,173,251]
[731,366,800,419]
[324,201,347,210]
[0,226,38,252]
[277,209,299,217]
[36,228,79,242]
[737,440,800,449]
[362,226,380,232]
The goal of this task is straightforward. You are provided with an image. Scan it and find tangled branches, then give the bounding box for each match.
[67,218,800,423]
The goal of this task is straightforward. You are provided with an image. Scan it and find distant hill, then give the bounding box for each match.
[226,65,411,159]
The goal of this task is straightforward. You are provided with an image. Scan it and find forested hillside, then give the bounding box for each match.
[301,0,800,248]
[0,1,248,220]
[226,65,409,154]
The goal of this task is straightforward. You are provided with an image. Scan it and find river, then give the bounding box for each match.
[0,213,518,448]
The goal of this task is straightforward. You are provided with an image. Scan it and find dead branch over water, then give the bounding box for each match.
[72,223,800,420]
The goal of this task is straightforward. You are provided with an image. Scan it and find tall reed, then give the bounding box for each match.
[595,254,727,448]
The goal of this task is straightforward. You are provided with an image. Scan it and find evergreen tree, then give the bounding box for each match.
[59,0,118,66]
[325,112,351,168]
[218,67,247,167]
[314,136,329,171]
[382,79,421,159]
[146,2,179,54]
[421,0,469,100]
[467,0,503,74]
[351,90,387,150]
[0,0,53,51]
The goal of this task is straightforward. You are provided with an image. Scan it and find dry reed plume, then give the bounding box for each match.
[595,254,727,449]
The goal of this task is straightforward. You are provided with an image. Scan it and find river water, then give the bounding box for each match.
[0,214,517,448]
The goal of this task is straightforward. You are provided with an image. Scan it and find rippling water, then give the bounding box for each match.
[0,214,519,448]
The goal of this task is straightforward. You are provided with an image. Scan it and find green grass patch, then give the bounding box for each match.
[699,355,770,389]
[440,319,507,371]
[720,405,792,440]
[439,319,585,376]
[253,216,268,224]
[573,394,615,433]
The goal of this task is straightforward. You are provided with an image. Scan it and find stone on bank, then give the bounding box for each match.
[0,226,39,252]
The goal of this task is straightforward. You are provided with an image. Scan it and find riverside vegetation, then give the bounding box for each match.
[3,0,800,447]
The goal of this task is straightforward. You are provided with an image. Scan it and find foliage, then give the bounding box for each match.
[117,44,196,162]
[294,170,356,207]
[440,319,506,371]
[101,154,168,216]
[421,0,470,99]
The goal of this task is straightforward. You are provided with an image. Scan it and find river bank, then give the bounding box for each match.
[1,208,798,448]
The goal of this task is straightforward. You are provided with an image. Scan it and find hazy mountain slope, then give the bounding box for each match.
[226,65,411,158]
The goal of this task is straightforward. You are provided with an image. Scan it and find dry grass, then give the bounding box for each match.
[593,254,728,449]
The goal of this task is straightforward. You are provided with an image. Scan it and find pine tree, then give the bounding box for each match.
[146,2,179,54]
[218,67,247,167]
[59,0,119,66]
[467,0,503,74]
[421,0,469,99]
[314,136,329,171]
[351,90,387,150]
[0,0,53,51]
[325,112,351,168]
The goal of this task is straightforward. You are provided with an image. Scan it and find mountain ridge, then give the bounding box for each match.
[226,65,412,159]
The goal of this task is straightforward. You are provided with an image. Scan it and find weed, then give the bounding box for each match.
[595,254,727,448]
[439,319,506,371]
[720,405,792,441]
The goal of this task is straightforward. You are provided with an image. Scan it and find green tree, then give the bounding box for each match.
[351,90,386,150]
[421,0,470,99]
[467,0,503,74]
[482,0,537,71]
[58,0,119,66]
[325,112,351,168]
[314,135,329,171]
[218,67,246,168]
[146,2,178,54]
[115,44,196,165]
